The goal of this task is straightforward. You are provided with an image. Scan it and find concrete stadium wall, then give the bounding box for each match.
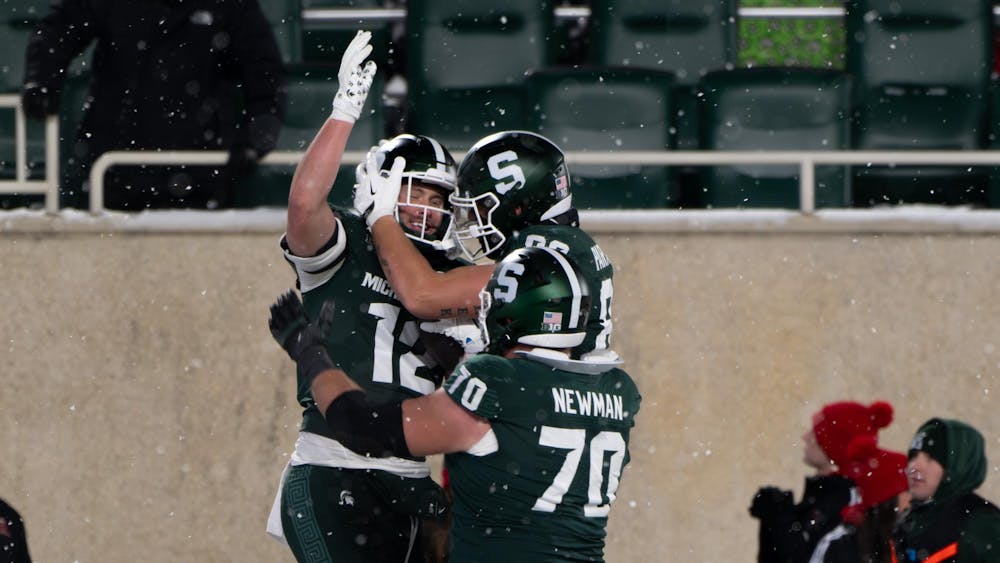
[2,221,999,562]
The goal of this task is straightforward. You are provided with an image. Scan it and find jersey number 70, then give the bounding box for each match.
[532,426,626,518]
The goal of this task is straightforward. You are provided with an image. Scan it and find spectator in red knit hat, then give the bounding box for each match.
[808,440,910,563]
[750,400,895,563]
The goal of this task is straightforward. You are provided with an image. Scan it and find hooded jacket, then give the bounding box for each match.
[893,419,1000,563]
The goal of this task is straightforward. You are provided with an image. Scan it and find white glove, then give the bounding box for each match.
[354,151,404,228]
[331,30,377,123]
[420,319,485,357]
[353,139,389,193]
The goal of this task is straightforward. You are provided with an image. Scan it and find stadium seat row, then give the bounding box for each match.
[269,0,999,210]
[2,0,998,210]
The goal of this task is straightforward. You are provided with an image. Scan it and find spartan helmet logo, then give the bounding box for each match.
[339,490,355,506]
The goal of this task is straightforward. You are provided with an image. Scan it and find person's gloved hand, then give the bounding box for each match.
[227,145,260,181]
[354,151,404,228]
[331,30,377,123]
[269,290,325,362]
[353,139,389,195]
[21,82,58,120]
[420,318,485,356]
[749,486,794,520]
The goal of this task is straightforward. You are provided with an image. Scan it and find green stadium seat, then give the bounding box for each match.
[299,0,390,69]
[232,65,384,208]
[588,0,738,152]
[0,71,89,209]
[697,67,853,209]
[258,0,304,63]
[0,0,92,208]
[0,4,52,206]
[404,0,554,152]
[525,67,678,209]
[989,78,1000,207]
[845,0,993,206]
[0,22,32,93]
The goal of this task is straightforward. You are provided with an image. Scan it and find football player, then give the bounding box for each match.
[268,30,460,563]
[363,130,620,367]
[269,246,642,562]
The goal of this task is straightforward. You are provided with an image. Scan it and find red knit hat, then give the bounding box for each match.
[811,400,894,468]
[840,442,909,525]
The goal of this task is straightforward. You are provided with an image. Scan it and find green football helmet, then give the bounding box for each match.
[367,134,458,250]
[478,246,591,354]
[450,131,574,262]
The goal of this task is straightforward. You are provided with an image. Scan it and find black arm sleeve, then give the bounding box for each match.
[324,391,413,459]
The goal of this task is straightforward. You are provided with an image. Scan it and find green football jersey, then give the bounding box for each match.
[282,210,451,443]
[443,352,641,562]
[505,225,614,360]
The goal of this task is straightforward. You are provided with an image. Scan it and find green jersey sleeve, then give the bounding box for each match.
[443,354,515,420]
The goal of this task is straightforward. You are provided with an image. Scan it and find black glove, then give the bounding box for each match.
[21,82,59,120]
[749,486,794,520]
[268,290,324,362]
[226,145,260,181]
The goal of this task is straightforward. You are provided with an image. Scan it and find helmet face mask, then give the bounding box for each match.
[449,191,504,263]
[477,246,591,355]
[451,131,573,262]
[368,134,458,251]
[396,178,452,248]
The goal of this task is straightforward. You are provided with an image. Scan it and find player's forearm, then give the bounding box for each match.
[370,216,446,316]
[371,217,492,319]
[401,390,492,456]
[309,369,363,413]
[286,118,352,255]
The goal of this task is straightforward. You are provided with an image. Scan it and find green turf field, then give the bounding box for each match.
[740,0,844,69]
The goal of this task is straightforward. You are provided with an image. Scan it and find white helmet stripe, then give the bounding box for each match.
[537,246,583,329]
[540,195,573,222]
[425,135,449,173]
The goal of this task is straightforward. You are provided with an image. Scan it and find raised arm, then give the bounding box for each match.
[285,30,376,256]
[370,214,493,319]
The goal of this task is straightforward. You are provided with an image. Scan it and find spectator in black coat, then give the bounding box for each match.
[0,497,31,563]
[809,445,910,563]
[750,401,896,563]
[21,0,287,210]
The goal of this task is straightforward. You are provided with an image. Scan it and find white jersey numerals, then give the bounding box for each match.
[593,278,614,352]
[531,426,626,518]
[367,302,435,395]
[446,365,489,411]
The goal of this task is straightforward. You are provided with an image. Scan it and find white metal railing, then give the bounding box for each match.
[88,150,365,213]
[300,6,843,23]
[0,95,60,213]
[301,6,1000,23]
[88,149,1000,215]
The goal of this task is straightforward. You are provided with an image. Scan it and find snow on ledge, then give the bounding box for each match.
[5,205,1000,235]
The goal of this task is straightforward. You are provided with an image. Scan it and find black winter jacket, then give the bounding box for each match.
[753,474,856,563]
[24,0,286,184]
